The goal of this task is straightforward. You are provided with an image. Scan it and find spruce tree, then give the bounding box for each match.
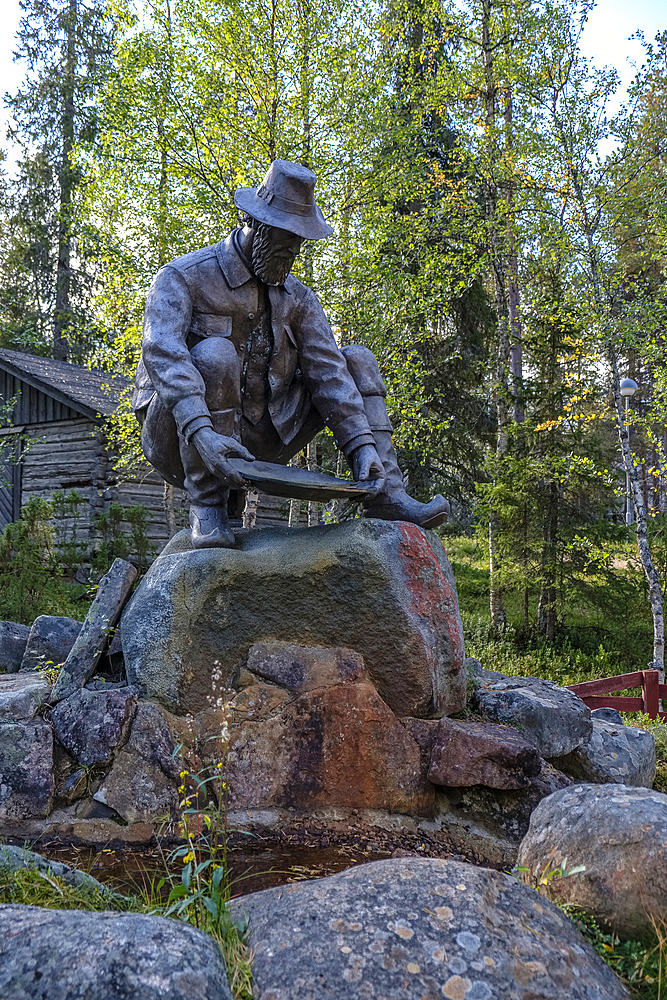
[3,0,113,360]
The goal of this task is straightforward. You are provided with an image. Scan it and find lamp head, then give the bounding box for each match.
[620,378,639,398]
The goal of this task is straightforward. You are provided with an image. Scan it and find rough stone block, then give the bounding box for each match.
[518,783,667,940]
[554,720,656,788]
[0,622,30,673]
[232,857,628,999]
[473,676,592,757]
[51,558,138,703]
[93,703,179,824]
[19,615,81,672]
[50,686,138,767]
[0,906,232,1000]
[437,760,573,849]
[227,680,434,815]
[121,520,465,719]
[0,674,50,721]
[428,717,542,789]
[246,640,367,691]
[0,719,54,819]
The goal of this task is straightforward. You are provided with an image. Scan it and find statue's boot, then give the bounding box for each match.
[189,499,234,548]
[360,397,450,529]
[185,406,239,550]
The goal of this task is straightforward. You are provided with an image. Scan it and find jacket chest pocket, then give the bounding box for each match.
[189,314,233,339]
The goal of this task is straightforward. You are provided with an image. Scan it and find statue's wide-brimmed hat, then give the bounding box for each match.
[234,159,333,241]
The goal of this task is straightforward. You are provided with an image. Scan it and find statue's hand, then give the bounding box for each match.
[351,444,385,492]
[191,427,255,489]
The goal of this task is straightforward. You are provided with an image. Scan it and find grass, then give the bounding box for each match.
[0,858,253,999]
[445,533,654,676]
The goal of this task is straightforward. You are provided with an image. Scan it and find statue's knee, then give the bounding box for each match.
[190,338,240,410]
[341,344,386,397]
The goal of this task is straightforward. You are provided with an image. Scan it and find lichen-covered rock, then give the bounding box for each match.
[121,520,465,719]
[51,558,138,703]
[0,719,54,819]
[0,905,232,1000]
[19,615,82,672]
[0,622,30,673]
[50,686,138,767]
[0,673,50,720]
[0,844,112,895]
[227,681,434,815]
[473,676,592,757]
[517,783,667,940]
[93,703,178,823]
[232,857,628,999]
[553,720,656,787]
[591,707,624,725]
[427,717,542,790]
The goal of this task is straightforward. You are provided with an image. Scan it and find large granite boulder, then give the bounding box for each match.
[0,621,30,673]
[121,520,465,719]
[473,676,592,757]
[0,905,232,1000]
[19,615,82,672]
[517,783,667,939]
[232,857,628,999]
[553,720,656,787]
[0,719,54,819]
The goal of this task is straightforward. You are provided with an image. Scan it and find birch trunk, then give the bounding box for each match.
[608,347,665,680]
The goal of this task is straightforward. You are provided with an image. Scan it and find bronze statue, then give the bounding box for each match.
[133,159,449,548]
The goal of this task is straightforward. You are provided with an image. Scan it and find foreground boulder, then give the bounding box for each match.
[0,905,231,999]
[473,675,592,757]
[517,783,667,939]
[233,857,628,999]
[554,720,656,787]
[121,520,465,719]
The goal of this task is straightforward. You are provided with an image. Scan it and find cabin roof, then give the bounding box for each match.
[0,348,131,420]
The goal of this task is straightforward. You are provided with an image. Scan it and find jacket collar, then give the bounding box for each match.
[215,231,253,288]
[215,229,298,298]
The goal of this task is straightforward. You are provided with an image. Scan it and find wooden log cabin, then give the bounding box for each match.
[0,348,304,560]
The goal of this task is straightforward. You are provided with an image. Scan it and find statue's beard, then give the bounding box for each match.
[251,223,298,286]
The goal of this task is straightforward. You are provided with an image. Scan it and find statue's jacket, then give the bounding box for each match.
[134,233,375,455]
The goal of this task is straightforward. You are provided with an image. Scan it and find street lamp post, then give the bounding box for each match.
[620,378,639,526]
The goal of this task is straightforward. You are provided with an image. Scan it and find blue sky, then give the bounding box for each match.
[0,0,665,168]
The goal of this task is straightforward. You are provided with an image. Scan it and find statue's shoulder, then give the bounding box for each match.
[164,243,220,277]
[284,273,315,305]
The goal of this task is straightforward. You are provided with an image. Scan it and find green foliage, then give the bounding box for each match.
[0,497,87,624]
[565,907,667,999]
[449,534,654,673]
[0,492,153,626]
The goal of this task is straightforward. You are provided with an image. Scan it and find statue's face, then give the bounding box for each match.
[251,222,305,286]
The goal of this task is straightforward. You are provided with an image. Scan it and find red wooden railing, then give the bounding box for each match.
[567,669,667,721]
